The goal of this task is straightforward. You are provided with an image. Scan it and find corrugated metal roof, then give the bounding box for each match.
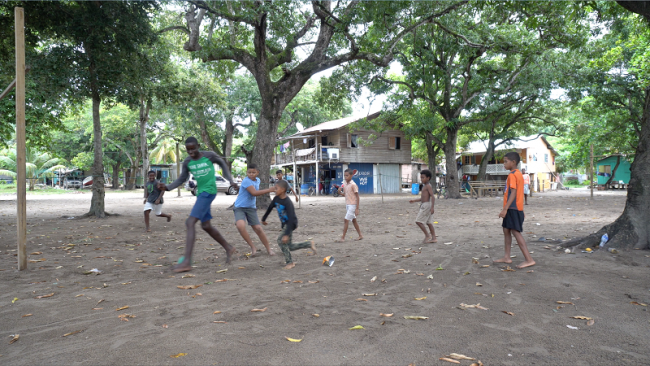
[286,112,381,139]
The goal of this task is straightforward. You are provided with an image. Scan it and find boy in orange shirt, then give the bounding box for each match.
[494,152,535,269]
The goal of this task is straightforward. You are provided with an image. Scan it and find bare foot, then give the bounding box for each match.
[516,260,536,269]
[493,257,513,264]
[422,236,432,244]
[426,238,437,243]
[171,263,192,273]
[268,249,276,256]
[335,237,345,243]
[250,247,259,257]
[145,228,151,233]
[167,215,172,222]
[310,240,317,255]
[283,262,296,270]
[354,236,364,241]
[225,246,237,264]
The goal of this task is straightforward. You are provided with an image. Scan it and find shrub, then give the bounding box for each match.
[565,178,580,185]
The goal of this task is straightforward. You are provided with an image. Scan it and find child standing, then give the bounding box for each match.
[409,169,436,243]
[275,170,299,202]
[522,168,530,205]
[494,152,535,269]
[233,164,277,257]
[336,169,363,242]
[144,170,171,232]
[261,180,316,269]
[159,137,237,272]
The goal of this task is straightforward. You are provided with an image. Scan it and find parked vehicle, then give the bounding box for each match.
[331,183,341,197]
[186,175,239,196]
[63,177,82,189]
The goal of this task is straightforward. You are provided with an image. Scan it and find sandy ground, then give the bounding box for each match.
[0,187,649,365]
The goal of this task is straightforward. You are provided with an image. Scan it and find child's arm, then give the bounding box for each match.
[261,199,276,225]
[156,188,165,204]
[500,188,517,218]
[163,159,189,191]
[247,184,277,196]
[428,184,435,214]
[206,152,234,183]
[354,192,360,215]
[144,185,148,204]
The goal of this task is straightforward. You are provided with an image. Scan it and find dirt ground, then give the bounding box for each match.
[0,187,649,365]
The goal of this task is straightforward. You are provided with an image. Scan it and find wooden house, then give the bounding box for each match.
[596,155,632,189]
[273,112,411,194]
[459,135,559,192]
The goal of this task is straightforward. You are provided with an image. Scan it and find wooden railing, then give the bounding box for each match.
[462,163,526,175]
[275,144,324,165]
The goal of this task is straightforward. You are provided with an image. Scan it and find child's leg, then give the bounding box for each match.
[157,212,172,222]
[352,218,363,240]
[172,217,199,272]
[416,222,431,242]
[144,209,151,232]
[201,220,236,264]
[493,228,514,264]
[427,223,437,242]
[524,194,528,205]
[512,230,535,268]
[338,219,350,241]
[277,231,294,268]
[235,219,258,255]
[251,224,275,256]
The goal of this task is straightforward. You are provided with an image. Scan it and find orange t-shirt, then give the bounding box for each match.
[504,169,524,211]
[343,180,359,205]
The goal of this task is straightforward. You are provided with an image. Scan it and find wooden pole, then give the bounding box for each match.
[176,142,181,197]
[590,144,594,200]
[15,7,27,270]
[292,140,299,209]
[377,164,384,203]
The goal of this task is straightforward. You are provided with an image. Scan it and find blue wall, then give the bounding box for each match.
[348,163,374,194]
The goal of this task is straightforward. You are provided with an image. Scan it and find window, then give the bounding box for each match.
[464,155,471,165]
[544,154,548,163]
[351,134,358,148]
[308,138,315,148]
[389,136,401,150]
[321,136,328,146]
[533,154,537,162]
[598,165,612,174]
[395,137,401,150]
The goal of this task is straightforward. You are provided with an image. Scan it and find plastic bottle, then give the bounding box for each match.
[599,233,608,248]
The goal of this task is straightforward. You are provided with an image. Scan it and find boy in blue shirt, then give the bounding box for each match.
[234,164,277,256]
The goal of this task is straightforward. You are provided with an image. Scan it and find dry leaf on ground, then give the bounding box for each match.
[587,319,595,326]
[414,297,426,301]
[170,353,187,358]
[363,293,377,296]
[177,285,202,290]
[460,303,488,310]
[213,311,222,314]
[312,314,320,317]
[35,293,54,299]
[215,269,228,273]
[115,306,129,311]
[380,313,394,317]
[162,324,168,328]
[349,325,365,330]
[630,301,648,306]
[62,330,84,337]
[403,315,428,320]
[251,307,267,312]
[557,301,574,305]
[570,316,592,320]
[181,274,195,278]
[356,298,368,302]
[370,276,377,282]
[448,353,476,360]
[439,357,460,364]
[502,311,515,316]
[285,337,302,342]
[9,334,19,344]
[22,314,32,318]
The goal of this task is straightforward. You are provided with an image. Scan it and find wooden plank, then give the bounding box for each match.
[15,7,27,270]
[0,78,17,101]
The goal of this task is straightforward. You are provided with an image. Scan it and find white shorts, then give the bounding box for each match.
[524,184,530,195]
[345,204,357,221]
[144,202,163,215]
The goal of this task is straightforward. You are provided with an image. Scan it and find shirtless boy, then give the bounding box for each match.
[409,169,437,243]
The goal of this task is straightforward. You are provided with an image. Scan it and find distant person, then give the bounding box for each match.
[522,168,530,205]
[409,169,436,243]
[159,137,238,272]
[233,164,277,257]
[144,171,171,232]
[261,180,316,269]
[494,152,535,269]
[276,170,299,202]
[336,169,363,242]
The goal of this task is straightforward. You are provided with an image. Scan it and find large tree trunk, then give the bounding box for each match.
[87,92,106,218]
[251,109,282,209]
[125,168,135,190]
[139,97,151,187]
[563,86,650,250]
[443,128,462,199]
[111,163,120,189]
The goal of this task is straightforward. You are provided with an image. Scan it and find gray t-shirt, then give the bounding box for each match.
[146,180,164,204]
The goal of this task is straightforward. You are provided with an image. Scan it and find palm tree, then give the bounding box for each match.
[149,139,177,165]
[0,147,67,190]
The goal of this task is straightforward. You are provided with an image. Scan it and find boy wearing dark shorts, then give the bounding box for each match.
[261,180,316,269]
[494,152,535,269]
[159,137,238,272]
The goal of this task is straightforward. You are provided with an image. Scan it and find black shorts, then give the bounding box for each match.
[502,209,524,232]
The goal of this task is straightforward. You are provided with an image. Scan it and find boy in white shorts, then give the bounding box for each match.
[144,171,171,232]
[336,169,363,242]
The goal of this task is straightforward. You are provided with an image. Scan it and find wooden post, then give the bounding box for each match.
[315,142,319,196]
[176,142,181,197]
[15,7,27,270]
[291,139,299,209]
[377,164,384,203]
[590,144,594,200]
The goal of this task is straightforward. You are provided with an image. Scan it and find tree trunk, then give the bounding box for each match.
[251,111,282,209]
[125,168,135,190]
[477,139,496,181]
[88,92,106,218]
[425,132,439,170]
[224,113,235,171]
[111,163,120,189]
[197,109,223,155]
[443,128,462,199]
[563,86,650,250]
[604,155,621,187]
[139,97,151,188]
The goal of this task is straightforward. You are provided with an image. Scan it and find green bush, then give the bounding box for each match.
[582,180,591,185]
[565,178,579,185]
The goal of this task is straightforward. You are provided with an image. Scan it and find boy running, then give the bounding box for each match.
[261,180,316,269]
[275,170,299,202]
[494,152,535,269]
[158,137,237,272]
[336,169,363,242]
[144,170,171,232]
[409,169,436,243]
[234,164,277,257]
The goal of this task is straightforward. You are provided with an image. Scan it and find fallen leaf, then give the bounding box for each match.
[476,282,483,287]
[370,276,377,282]
[118,314,136,320]
[349,325,365,330]
[35,293,54,299]
[293,280,303,283]
[285,337,303,342]
[557,301,574,305]
[30,251,42,255]
[403,316,428,320]
[566,325,579,330]
[427,275,434,279]
[92,307,103,310]
[480,265,490,268]
[380,313,393,317]
[414,297,427,301]
[631,301,648,307]
[75,294,84,298]
[312,314,320,317]
[355,298,368,302]
[177,285,202,290]
[363,293,377,296]
[587,319,595,326]
[570,316,593,320]
[308,280,319,284]
[502,266,516,272]
[115,306,129,311]
[216,269,228,274]
[181,274,195,278]
[12,297,18,303]
[135,260,144,263]
[170,353,187,358]
[460,303,488,310]
[439,357,460,364]
[9,334,19,344]
[62,330,84,337]
[22,314,32,318]
[449,353,476,360]
[436,265,444,270]
[502,311,515,316]
[96,299,105,305]
[471,258,479,264]
[251,307,267,312]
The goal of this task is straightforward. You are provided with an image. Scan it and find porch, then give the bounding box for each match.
[462,163,527,175]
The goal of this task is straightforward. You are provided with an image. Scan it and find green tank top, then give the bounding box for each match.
[188,156,217,195]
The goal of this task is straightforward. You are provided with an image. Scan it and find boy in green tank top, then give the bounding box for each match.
[159,137,238,272]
